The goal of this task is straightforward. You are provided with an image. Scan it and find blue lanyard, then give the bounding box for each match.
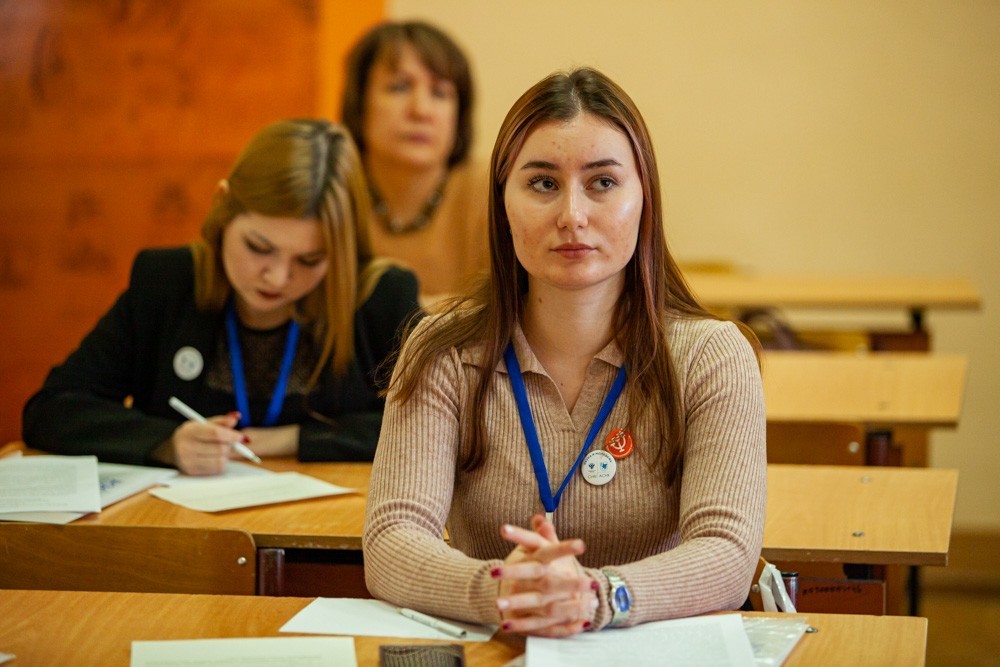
[504,342,626,517]
[225,302,301,428]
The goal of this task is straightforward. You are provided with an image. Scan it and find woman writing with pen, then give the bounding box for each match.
[22,120,420,475]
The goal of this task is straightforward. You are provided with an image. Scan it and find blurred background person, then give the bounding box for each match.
[342,20,487,302]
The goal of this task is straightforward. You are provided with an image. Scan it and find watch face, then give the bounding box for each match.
[613,584,632,612]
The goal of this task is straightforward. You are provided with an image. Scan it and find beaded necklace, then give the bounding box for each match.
[368,176,447,234]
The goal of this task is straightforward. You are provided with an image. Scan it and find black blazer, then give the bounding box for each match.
[22,247,420,464]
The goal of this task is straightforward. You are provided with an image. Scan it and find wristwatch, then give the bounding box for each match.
[602,568,632,627]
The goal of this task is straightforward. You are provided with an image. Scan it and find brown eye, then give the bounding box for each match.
[528,176,558,192]
[591,177,617,192]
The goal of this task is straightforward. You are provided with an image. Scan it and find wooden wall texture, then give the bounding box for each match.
[0,0,382,442]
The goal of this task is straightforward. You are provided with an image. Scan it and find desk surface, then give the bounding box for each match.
[764,464,957,566]
[762,351,968,427]
[685,271,981,312]
[0,589,928,666]
[74,460,957,567]
[86,459,372,550]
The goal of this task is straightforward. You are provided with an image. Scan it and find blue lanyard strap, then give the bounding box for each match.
[504,342,627,514]
[225,302,301,428]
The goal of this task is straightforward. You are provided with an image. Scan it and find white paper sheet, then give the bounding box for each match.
[0,455,100,514]
[0,461,178,524]
[149,471,353,512]
[526,614,755,667]
[97,462,179,502]
[130,636,356,666]
[280,598,497,642]
[163,460,272,486]
[0,651,14,664]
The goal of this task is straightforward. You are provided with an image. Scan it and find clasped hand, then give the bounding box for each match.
[493,514,599,637]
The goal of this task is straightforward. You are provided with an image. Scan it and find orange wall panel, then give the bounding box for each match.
[0,0,384,443]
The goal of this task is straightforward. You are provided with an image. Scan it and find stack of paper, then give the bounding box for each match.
[0,456,176,524]
[526,614,755,666]
[0,455,101,522]
[524,614,808,667]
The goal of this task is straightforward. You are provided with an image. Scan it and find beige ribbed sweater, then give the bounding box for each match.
[363,313,766,630]
[368,160,489,298]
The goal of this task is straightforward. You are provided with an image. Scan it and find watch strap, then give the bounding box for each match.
[602,568,632,627]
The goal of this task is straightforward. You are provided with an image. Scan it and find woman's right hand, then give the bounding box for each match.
[170,411,246,475]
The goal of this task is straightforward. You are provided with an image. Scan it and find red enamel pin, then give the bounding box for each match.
[604,428,634,459]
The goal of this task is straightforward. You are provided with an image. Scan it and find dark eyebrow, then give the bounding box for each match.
[519,158,623,170]
[584,159,622,169]
[520,160,557,170]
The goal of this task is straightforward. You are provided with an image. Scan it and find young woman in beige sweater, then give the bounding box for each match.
[363,68,766,638]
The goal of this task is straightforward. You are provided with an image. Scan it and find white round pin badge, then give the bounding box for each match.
[581,450,617,486]
[172,346,204,381]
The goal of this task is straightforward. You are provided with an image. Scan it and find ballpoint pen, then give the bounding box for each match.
[168,396,262,465]
[399,608,468,639]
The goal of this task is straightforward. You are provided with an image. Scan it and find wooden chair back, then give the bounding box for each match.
[0,524,257,595]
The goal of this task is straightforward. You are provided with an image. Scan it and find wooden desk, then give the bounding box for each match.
[762,351,968,465]
[87,461,958,567]
[686,271,980,332]
[764,464,958,567]
[763,352,967,428]
[86,460,372,596]
[765,464,958,616]
[2,456,957,611]
[0,589,929,666]
[87,460,372,551]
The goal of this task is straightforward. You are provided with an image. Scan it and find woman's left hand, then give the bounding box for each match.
[494,514,599,637]
[240,424,299,458]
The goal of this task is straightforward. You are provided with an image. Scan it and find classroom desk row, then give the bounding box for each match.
[684,270,981,334]
[0,458,958,615]
[0,589,930,666]
[762,351,967,466]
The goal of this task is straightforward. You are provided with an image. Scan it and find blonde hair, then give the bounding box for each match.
[192,119,388,386]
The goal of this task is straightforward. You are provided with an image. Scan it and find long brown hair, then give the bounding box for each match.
[191,119,390,387]
[391,68,760,475]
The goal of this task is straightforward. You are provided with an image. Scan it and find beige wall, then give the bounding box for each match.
[391,0,1000,530]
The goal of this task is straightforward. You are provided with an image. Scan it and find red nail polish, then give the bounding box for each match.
[583,621,592,629]
[490,567,502,578]
[241,436,251,444]
[501,622,512,631]
[590,581,599,591]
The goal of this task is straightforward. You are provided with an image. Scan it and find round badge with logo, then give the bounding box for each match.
[172,346,204,381]
[604,428,634,459]
[581,450,617,486]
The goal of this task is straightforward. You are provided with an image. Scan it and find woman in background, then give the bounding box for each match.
[363,68,766,636]
[23,119,419,475]
[342,20,487,300]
